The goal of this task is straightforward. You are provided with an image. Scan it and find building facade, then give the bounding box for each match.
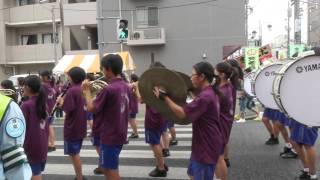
[0,0,245,80]
[0,0,98,81]
[308,0,320,47]
[98,0,246,74]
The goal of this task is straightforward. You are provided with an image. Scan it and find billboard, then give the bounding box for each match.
[244,47,260,70]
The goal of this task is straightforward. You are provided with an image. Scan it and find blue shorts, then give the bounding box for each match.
[91,136,100,147]
[87,113,93,121]
[187,160,215,180]
[276,112,290,126]
[64,139,83,155]
[167,120,175,129]
[263,108,276,120]
[100,144,123,170]
[30,162,46,176]
[145,129,162,145]
[48,116,55,125]
[290,120,318,146]
[129,113,137,119]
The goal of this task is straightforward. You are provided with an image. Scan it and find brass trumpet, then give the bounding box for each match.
[0,89,16,96]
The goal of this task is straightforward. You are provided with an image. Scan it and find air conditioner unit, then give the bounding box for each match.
[132,31,144,40]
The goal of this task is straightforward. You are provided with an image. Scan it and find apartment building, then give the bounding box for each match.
[308,0,320,47]
[0,0,245,80]
[0,0,98,80]
[98,0,246,74]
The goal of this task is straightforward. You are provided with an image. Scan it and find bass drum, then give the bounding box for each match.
[243,72,255,97]
[273,55,320,127]
[253,62,284,109]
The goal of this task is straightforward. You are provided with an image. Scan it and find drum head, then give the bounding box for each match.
[278,55,320,126]
[254,63,283,109]
[244,72,255,97]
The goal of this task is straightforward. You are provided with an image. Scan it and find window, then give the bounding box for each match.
[21,35,38,45]
[19,0,35,6]
[136,6,158,27]
[42,33,53,44]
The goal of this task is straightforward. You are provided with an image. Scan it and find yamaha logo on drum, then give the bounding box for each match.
[296,66,303,73]
[296,63,320,74]
[265,71,275,77]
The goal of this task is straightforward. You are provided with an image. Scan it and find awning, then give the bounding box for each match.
[52,51,135,74]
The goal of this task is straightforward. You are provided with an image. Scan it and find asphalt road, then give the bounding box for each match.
[41,119,320,180]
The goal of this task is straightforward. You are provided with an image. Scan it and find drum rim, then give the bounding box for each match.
[274,55,319,126]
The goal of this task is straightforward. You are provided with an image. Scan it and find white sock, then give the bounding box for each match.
[310,174,317,179]
[285,143,292,149]
[304,168,310,172]
[291,148,297,153]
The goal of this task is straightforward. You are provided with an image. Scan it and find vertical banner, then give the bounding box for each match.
[289,44,305,58]
[245,47,260,70]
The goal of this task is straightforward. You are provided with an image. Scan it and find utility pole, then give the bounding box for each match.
[52,7,58,65]
[245,0,249,46]
[58,0,65,55]
[294,0,302,44]
[287,1,292,59]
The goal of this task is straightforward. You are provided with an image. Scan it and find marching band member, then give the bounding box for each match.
[57,67,87,180]
[144,62,169,177]
[214,62,239,180]
[21,75,49,180]
[40,70,57,152]
[17,77,28,105]
[274,111,297,158]
[290,120,318,180]
[154,61,223,180]
[225,59,243,167]
[128,74,140,139]
[0,90,32,179]
[82,54,131,180]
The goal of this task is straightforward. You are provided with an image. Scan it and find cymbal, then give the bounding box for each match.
[139,68,191,125]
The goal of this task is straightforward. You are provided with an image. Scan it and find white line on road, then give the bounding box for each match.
[48,149,191,159]
[54,140,192,146]
[44,164,189,179]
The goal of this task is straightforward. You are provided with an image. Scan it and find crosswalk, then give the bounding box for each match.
[43,124,193,180]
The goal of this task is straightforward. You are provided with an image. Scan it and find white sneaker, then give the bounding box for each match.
[236,118,246,123]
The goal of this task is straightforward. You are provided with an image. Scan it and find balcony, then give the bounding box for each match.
[4,3,60,27]
[127,28,166,46]
[63,2,97,26]
[5,44,62,64]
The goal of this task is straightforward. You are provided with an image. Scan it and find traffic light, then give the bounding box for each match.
[117,19,128,41]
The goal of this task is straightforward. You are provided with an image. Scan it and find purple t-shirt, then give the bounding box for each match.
[93,78,130,145]
[62,84,87,141]
[92,91,104,138]
[144,105,167,131]
[183,86,223,165]
[219,82,235,145]
[129,88,139,114]
[21,96,49,163]
[42,82,56,114]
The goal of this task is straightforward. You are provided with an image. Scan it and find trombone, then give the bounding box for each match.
[0,89,16,96]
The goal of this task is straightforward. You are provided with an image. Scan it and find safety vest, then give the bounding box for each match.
[0,94,12,124]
